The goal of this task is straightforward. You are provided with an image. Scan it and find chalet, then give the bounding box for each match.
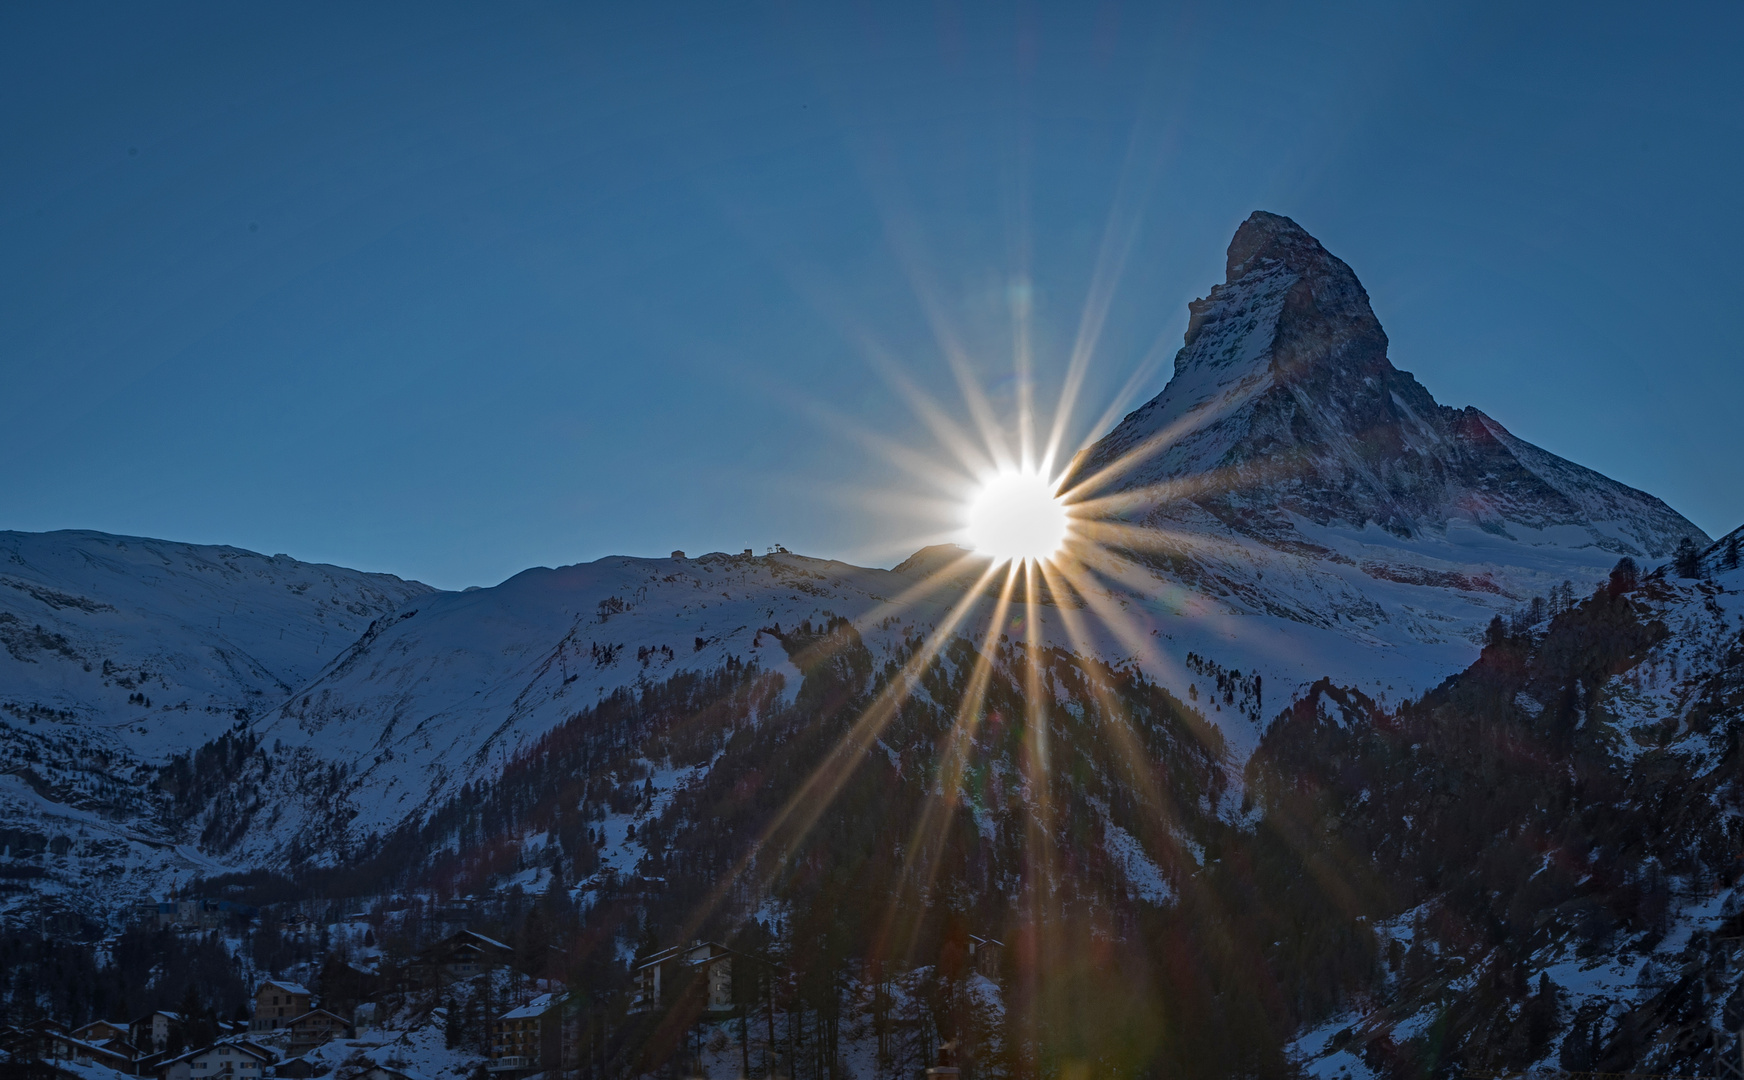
[270,1057,325,1079]
[630,941,739,1014]
[73,1019,139,1067]
[156,1040,275,1080]
[2,1030,136,1072]
[251,981,313,1033]
[357,1066,433,1080]
[488,994,567,1076]
[131,1012,184,1055]
[284,1011,351,1056]
[968,935,1004,980]
[70,1020,129,1045]
[415,930,513,987]
[95,1037,141,1065]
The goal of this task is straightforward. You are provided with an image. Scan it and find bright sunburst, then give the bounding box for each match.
[672,161,1270,1068]
[962,468,1069,564]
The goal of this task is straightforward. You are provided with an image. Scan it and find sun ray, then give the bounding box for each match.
[794,400,991,499]
[1061,464,1253,518]
[860,349,1005,482]
[1070,517,1206,558]
[1041,190,1147,479]
[881,562,1024,967]
[654,558,1011,951]
[743,560,1004,857]
[833,548,991,632]
[1039,110,1183,480]
[1041,557,1200,709]
[1037,560,1207,851]
[1068,327,1181,462]
[840,147,1019,474]
[1054,385,1263,503]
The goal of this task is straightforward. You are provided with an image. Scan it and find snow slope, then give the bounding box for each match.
[0,530,432,920]
[0,530,434,759]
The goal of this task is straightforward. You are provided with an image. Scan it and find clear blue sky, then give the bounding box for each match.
[3,2,1739,590]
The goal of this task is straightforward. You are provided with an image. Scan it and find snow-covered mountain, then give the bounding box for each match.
[1074,210,1701,560]
[0,530,434,757]
[244,552,955,854]
[0,212,1719,927]
[0,530,432,920]
[1047,210,1708,729]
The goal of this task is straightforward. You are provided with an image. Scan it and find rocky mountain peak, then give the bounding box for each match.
[1075,212,1705,560]
[1177,210,1386,390]
[1225,210,1330,282]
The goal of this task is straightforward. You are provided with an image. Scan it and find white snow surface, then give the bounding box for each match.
[0,529,433,760]
[0,529,431,917]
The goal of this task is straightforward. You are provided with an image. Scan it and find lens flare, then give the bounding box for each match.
[662,159,1273,1077]
[964,469,1069,564]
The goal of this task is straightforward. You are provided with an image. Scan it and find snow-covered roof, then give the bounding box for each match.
[634,940,763,973]
[460,930,511,951]
[286,1010,350,1027]
[46,1035,129,1059]
[258,980,311,996]
[158,1041,275,1066]
[633,946,682,971]
[501,994,561,1020]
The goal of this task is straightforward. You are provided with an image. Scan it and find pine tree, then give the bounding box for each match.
[444,996,462,1049]
[1673,536,1702,578]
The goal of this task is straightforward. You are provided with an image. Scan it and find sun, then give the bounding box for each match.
[963,468,1070,565]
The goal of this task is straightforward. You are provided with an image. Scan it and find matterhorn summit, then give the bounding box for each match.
[1076,211,1704,559]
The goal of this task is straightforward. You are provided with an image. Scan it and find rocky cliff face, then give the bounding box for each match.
[1073,211,1705,559]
